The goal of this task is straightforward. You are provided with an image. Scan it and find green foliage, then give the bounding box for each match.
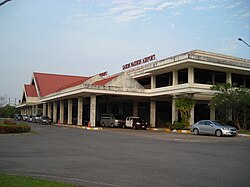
[175,97,195,128]
[3,120,16,125]
[0,174,77,187]
[211,84,250,130]
[0,105,20,118]
[0,123,31,134]
[169,121,185,130]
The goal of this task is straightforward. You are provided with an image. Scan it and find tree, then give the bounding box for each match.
[0,96,7,107]
[175,97,195,128]
[211,83,250,130]
[0,104,19,118]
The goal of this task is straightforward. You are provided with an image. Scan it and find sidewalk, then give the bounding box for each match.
[52,123,250,137]
[147,127,250,137]
[53,123,102,131]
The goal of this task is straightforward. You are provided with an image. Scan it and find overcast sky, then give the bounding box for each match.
[0,0,250,100]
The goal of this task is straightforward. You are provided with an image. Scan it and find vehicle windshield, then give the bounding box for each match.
[132,117,141,121]
[212,121,226,126]
[114,115,125,120]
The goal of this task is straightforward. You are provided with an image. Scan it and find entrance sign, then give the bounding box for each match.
[99,71,108,77]
[122,54,156,70]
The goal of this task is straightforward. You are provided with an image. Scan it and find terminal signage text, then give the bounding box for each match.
[99,71,108,77]
[122,54,156,70]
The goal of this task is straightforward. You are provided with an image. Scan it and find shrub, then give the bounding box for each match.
[170,121,185,130]
[4,120,16,125]
[0,124,31,134]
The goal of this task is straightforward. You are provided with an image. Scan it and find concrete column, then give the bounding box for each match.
[189,107,195,126]
[189,94,195,125]
[188,66,194,84]
[60,100,64,124]
[227,72,232,84]
[48,103,52,118]
[32,105,35,115]
[90,95,96,127]
[133,102,138,116]
[43,103,46,116]
[35,105,39,115]
[150,100,156,128]
[173,70,178,85]
[151,75,156,89]
[210,102,215,120]
[172,97,178,124]
[53,101,57,123]
[77,97,83,126]
[119,103,123,114]
[68,99,72,125]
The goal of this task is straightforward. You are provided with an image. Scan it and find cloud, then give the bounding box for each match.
[193,5,217,11]
[226,1,243,9]
[242,12,250,18]
[101,0,194,22]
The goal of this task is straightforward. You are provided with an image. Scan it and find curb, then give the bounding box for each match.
[52,124,250,137]
[148,128,191,134]
[237,134,250,138]
[53,124,102,131]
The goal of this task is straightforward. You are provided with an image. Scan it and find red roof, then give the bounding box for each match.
[34,72,89,97]
[25,85,38,97]
[93,75,119,86]
[56,77,92,92]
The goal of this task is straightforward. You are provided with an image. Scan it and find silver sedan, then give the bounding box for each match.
[190,120,237,137]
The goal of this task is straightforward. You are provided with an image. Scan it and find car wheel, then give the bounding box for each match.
[133,125,136,130]
[193,128,199,135]
[122,124,126,129]
[111,123,114,128]
[215,130,222,137]
[102,123,105,127]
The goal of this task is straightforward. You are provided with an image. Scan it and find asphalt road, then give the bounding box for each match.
[0,123,250,187]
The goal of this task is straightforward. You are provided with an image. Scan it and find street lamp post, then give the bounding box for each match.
[238,38,250,48]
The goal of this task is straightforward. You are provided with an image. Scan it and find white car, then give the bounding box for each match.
[190,120,237,137]
[125,116,147,130]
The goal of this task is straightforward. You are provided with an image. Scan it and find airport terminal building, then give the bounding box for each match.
[18,50,250,127]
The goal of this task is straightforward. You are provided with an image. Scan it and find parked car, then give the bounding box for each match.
[28,115,35,122]
[100,113,125,127]
[38,116,52,125]
[190,120,237,137]
[32,114,41,123]
[14,114,22,120]
[22,114,28,121]
[125,116,147,130]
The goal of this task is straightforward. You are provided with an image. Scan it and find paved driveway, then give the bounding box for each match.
[0,124,250,187]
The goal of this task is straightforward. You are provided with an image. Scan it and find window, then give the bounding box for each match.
[194,68,226,85]
[232,73,249,87]
[137,77,151,89]
[156,72,173,88]
[205,121,212,126]
[178,68,188,84]
[199,120,206,125]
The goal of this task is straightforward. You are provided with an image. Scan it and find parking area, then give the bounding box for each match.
[101,127,248,143]
[1,123,250,187]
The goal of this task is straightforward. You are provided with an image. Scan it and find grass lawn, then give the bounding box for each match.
[238,129,250,134]
[0,174,80,187]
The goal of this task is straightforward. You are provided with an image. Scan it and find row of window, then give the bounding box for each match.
[137,68,250,89]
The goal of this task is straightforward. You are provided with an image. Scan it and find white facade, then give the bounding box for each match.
[18,50,250,127]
